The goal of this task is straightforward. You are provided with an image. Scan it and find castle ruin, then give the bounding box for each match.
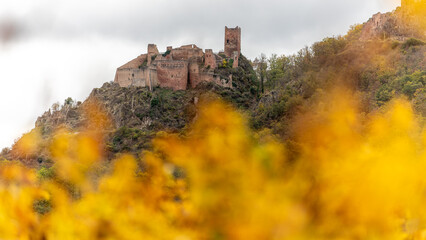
[114,26,242,91]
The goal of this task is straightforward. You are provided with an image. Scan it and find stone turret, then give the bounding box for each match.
[224,26,241,57]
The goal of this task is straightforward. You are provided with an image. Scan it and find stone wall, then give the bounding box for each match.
[114,54,149,87]
[200,72,233,89]
[156,60,189,91]
[204,49,216,69]
[171,44,203,60]
[146,66,158,90]
[114,66,160,89]
[189,62,201,88]
[147,44,159,65]
[225,26,241,57]
[114,69,132,87]
[232,51,239,68]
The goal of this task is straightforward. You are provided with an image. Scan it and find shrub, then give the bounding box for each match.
[64,97,74,106]
[391,41,400,49]
[162,50,171,57]
[150,97,159,107]
[139,59,148,69]
[402,38,425,49]
[37,167,55,180]
[33,199,52,215]
[376,84,393,106]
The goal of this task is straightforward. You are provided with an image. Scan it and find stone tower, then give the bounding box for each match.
[224,26,241,57]
[147,44,159,65]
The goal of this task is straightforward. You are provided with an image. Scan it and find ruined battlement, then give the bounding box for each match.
[114,26,241,91]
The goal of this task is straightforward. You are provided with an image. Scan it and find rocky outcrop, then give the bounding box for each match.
[359,4,425,41]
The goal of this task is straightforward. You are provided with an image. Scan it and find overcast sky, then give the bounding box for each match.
[0,0,400,148]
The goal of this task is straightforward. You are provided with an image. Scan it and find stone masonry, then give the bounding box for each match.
[224,26,241,57]
[114,26,239,91]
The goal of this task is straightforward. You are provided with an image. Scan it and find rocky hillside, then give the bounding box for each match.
[360,3,425,41]
[3,3,425,167]
[3,55,258,166]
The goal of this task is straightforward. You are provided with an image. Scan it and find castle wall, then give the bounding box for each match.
[156,60,189,91]
[189,62,201,88]
[200,72,218,85]
[171,45,204,60]
[204,49,217,69]
[114,67,155,88]
[147,44,159,65]
[232,51,239,68]
[199,72,233,89]
[146,66,158,90]
[114,69,133,87]
[224,26,241,57]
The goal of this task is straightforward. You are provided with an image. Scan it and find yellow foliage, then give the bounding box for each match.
[3,91,426,239]
[11,128,41,158]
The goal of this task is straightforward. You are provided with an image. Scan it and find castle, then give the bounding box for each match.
[114,26,241,91]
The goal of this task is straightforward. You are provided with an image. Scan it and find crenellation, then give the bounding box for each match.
[114,26,241,91]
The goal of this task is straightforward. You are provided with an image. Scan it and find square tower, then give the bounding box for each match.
[224,26,241,57]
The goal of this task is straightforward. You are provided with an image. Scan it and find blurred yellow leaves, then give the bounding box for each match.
[3,92,426,239]
[11,128,41,158]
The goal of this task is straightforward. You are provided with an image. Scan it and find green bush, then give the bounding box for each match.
[402,38,425,49]
[150,97,159,107]
[396,71,425,99]
[33,199,52,215]
[162,50,171,57]
[391,41,401,49]
[376,85,393,106]
[139,59,148,69]
[37,167,55,180]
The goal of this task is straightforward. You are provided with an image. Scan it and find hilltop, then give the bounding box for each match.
[2,2,425,167]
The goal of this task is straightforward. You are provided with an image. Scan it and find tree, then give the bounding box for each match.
[64,97,74,106]
[51,102,60,112]
[253,53,267,94]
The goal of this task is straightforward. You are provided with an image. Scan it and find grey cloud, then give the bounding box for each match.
[6,0,397,58]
